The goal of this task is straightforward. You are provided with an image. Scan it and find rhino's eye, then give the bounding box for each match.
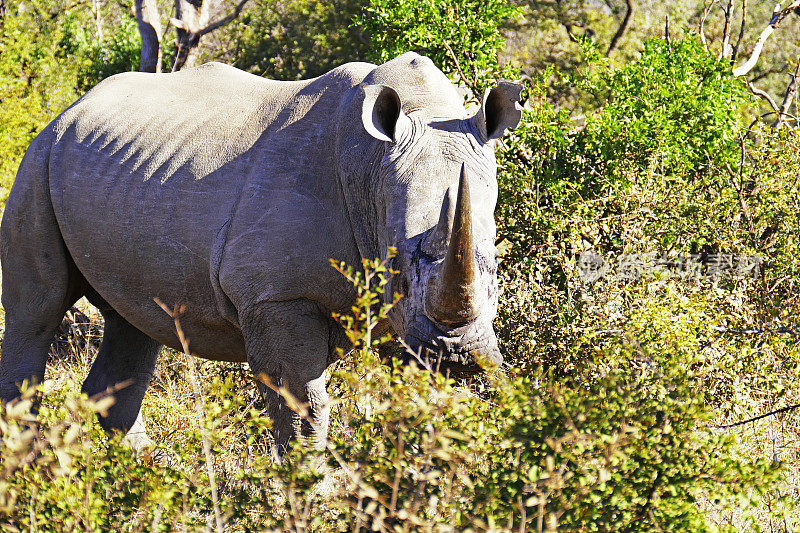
[400,278,410,297]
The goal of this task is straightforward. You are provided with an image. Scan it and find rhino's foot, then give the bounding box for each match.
[121,410,153,453]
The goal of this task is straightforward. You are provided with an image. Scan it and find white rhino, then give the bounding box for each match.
[0,52,522,450]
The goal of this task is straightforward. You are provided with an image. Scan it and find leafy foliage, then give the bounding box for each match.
[0,1,84,203]
[330,248,401,351]
[2,0,800,530]
[77,17,141,92]
[355,0,521,98]
[226,0,368,80]
[0,1,142,204]
[0,257,789,531]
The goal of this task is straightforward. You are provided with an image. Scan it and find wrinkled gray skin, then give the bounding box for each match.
[0,53,522,451]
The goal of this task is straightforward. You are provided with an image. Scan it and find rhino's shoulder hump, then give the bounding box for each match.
[317,61,376,85]
[365,53,467,120]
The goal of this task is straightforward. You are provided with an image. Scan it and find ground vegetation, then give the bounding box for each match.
[1,0,800,530]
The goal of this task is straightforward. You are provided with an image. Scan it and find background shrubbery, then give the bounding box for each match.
[2,0,800,530]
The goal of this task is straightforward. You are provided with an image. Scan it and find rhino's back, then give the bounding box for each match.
[41,62,370,359]
[52,62,311,185]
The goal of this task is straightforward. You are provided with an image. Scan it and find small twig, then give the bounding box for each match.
[607,0,636,56]
[87,379,134,403]
[773,55,800,128]
[699,0,720,49]
[442,39,478,98]
[724,158,757,247]
[154,297,223,533]
[747,79,779,112]
[712,403,800,429]
[731,0,747,61]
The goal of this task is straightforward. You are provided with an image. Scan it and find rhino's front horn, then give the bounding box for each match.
[425,165,481,326]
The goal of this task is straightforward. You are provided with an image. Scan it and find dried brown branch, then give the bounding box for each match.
[699,0,720,49]
[607,0,636,56]
[154,297,223,533]
[198,0,249,37]
[172,0,251,71]
[718,0,734,60]
[442,39,479,98]
[731,0,747,61]
[773,55,800,128]
[712,403,800,429]
[746,80,779,112]
[724,160,757,247]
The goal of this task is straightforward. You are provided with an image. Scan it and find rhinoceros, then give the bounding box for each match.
[0,52,522,449]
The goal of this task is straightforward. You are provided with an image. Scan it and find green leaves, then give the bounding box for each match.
[355,0,521,100]
[329,247,401,351]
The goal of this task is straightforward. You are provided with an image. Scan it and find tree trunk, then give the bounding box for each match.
[172,0,213,72]
[134,0,163,73]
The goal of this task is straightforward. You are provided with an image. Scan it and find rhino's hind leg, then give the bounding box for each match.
[241,300,331,454]
[81,307,161,448]
[0,292,79,402]
[0,157,84,403]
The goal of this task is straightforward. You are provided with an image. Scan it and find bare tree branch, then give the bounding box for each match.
[731,0,747,61]
[172,0,251,72]
[718,0,734,60]
[747,79,779,112]
[198,0,248,37]
[442,39,479,98]
[733,0,800,77]
[172,0,211,71]
[699,0,720,49]
[607,0,636,56]
[774,56,800,128]
[751,67,783,83]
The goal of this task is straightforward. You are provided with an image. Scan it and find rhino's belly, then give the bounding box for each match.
[50,142,247,361]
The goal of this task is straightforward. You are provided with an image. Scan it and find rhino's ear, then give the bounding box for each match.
[362,85,411,143]
[473,81,523,141]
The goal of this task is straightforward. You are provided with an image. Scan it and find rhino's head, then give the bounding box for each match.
[335,52,522,373]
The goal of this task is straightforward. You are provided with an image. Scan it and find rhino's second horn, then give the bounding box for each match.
[425,164,481,325]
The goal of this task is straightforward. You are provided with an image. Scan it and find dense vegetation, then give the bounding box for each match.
[2,0,800,530]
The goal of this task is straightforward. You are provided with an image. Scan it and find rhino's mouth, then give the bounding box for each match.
[398,315,502,374]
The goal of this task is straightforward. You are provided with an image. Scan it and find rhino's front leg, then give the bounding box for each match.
[241,300,331,453]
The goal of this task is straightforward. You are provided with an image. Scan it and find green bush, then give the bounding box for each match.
[77,17,141,91]
[3,250,791,531]
[355,0,521,98]
[0,2,88,205]
[228,0,368,81]
[576,37,750,186]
